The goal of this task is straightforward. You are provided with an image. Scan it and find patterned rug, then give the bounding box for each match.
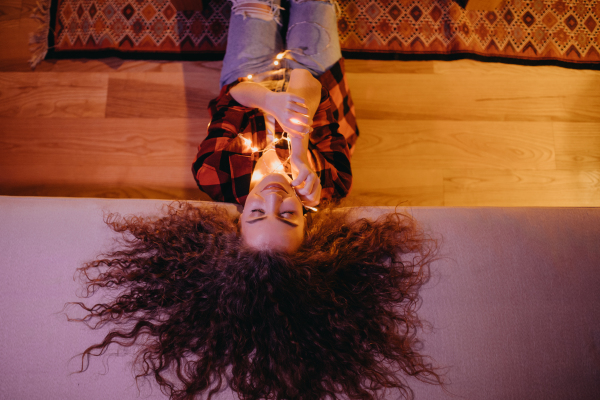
[42,0,600,66]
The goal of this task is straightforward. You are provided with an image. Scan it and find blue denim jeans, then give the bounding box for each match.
[220,0,341,88]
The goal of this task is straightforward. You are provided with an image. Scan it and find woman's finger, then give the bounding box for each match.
[291,168,309,187]
[301,172,317,196]
[296,173,318,197]
[288,113,310,127]
[303,185,321,207]
[282,123,310,137]
[286,94,306,105]
[308,181,321,203]
[287,102,308,115]
[309,186,321,205]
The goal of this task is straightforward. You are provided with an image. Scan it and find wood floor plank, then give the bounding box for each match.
[0,0,21,21]
[0,164,200,188]
[0,72,109,117]
[1,56,598,206]
[351,120,556,170]
[344,59,435,74]
[0,183,211,200]
[432,58,600,78]
[348,168,444,206]
[347,65,600,122]
[554,123,600,170]
[443,169,600,206]
[20,0,41,18]
[40,58,224,74]
[105,71,221,118]
[0,118,208,189]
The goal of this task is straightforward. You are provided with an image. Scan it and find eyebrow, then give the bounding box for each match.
[246,216,299,227]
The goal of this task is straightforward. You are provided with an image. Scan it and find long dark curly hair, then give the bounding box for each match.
[70,202,443,399]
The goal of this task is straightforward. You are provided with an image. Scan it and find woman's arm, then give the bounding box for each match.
[228,81,273,112]
[286,70,323,206]
[286,69,322,122]
[229,70,322,139]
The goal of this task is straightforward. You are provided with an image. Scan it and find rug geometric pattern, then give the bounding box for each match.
[53,0,600,63]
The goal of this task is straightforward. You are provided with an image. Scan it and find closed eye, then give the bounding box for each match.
[245,215,299,227]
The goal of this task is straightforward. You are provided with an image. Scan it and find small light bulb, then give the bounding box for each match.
[247,74,253,79]
[273,60,279,66]
[276,53,285,60]
[252,171,264,181]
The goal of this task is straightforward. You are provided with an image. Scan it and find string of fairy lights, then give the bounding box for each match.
[230,17,335,212]
[237,128,318,212]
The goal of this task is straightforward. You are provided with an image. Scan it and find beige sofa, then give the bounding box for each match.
[1,196,599,399]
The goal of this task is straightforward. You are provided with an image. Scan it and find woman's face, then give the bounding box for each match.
[240,173,306,253]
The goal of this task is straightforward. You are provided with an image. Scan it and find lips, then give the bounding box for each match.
[262,183,288,194]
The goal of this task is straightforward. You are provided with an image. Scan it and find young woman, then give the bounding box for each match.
[192,0,359,253]
[71,1,444,398]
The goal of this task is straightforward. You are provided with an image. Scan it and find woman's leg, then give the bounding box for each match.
[220,0,286,88]
[284,0,341,76]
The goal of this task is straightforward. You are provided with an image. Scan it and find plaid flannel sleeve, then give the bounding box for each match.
[308,86,353,200]
[192,82,253,204]
[317,57,359,156]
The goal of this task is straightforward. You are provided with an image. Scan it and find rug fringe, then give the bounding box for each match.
[28,0,51,69]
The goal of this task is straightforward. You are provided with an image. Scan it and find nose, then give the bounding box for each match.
[264,190,283,201]
[262,190,284,213]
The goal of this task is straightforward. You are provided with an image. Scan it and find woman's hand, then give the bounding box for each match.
[265,92,313,138]
[291,155,321,207]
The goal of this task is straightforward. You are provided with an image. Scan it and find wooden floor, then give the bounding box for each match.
[1,0,599,207]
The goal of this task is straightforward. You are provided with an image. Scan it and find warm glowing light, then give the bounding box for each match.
[252,171,264,181]
[273,60,279,66]
[251,147,259,152]
[276,53,285,60]
[247,74,253,79]
[290,118,301,125]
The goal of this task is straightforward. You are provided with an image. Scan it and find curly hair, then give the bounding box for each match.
[70,202,443,400]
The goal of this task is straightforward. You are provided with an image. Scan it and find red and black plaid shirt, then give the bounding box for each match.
[192,58,358,206]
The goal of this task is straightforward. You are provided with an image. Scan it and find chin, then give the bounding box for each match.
[254,172,292,189]
[250,172,291,191]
